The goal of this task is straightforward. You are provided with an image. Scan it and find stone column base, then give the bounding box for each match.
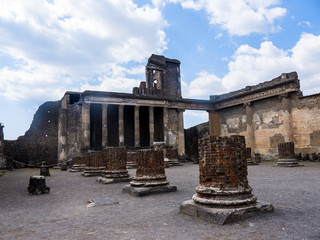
[180,199,273,225]
[247,158,258,165]
[81,167,106,177]
[122,184,177,197]
[273,159,303,167]
[70,164,86,172]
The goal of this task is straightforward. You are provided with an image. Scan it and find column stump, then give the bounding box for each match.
[70,156,86,172]
[28,175,50,195]
[245,147,258,165]
[96,147,131,184]
[274,142,303,167]
[122,149,177,197]
[82,152,106,177]
[180,135,273,225]
[40,162,50,176]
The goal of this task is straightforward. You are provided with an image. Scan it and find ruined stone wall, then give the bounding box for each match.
[220,105,247,135]
[291,94,320,153]
[4,101,60,165]
[184,122,209,162]
[66,103,82,160]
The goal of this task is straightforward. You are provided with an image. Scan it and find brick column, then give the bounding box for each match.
[149,106,154,146]
[245,102,255,152]
[96,147,130,184]
[177,109,185,158]
[163,107,169,145]
[208,111,221,136]
[122,149,177,196]
[280,94,293,142]
[245,147,257,165]
[81,103,91,150]
[194,135,256,206]
[180,135,273,224]
[275,142,301,167]
[102,104,108,148]
[134,105,140,147]
[119,105,124,146]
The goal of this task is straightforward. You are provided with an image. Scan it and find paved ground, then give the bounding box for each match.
[0,162,319,240]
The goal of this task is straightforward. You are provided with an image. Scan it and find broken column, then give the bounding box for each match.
[82,151,106,177]
[122,149,177,196]
[245,147,257,165]
[275,142,302,167]
[28,175,50,195]
[126,151,138,169]
[180,135,273,225]
[70,156,87,172]
[40,162,50,176]
[96,147,131,184]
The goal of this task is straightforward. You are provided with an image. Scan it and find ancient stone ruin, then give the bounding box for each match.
[28,175,50,195]
[122,149,177,196]
[96,146,130,184]
[245,147,258,165]
[275,142,303,167]
[180,135,273,224]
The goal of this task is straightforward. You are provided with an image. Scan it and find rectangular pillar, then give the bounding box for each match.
[281,94,293,142]
[208,111,221,136]
[119,105,124,146]
[177,110,185,158]
[134,105,140,147]
[102,104,108,148]
[245,102,255,151]
[163,107,169,145]
[149,106,154,146]
[81,103,91,150]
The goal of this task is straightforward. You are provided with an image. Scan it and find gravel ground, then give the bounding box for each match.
[0,162,319,240]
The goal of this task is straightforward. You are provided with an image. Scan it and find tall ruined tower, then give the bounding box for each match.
[145,54,182,98]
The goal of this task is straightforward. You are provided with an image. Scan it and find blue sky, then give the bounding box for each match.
[1,0,320,140]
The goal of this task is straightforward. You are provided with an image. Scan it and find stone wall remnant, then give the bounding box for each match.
[180,135,273,224]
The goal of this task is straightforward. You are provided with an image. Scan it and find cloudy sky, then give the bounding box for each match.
[1,0,320,140]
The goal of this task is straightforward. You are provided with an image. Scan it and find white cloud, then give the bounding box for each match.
[183,33,320,98]
[0,0,168,101]
[169,0,286,35]
[182,71,224,98]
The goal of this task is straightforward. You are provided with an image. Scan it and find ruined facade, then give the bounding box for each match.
[186,72,320,161]
[2,55,320,165]
[58,54,213,163]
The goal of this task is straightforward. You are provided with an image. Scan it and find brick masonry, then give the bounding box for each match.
[278,142,295,159]
[194,135,257,206]
[130,149,169,187]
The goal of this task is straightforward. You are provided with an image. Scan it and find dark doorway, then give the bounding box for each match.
[90,104,102,149]
[154,107,164,142]
[107,105,119,146]
[124,106,134,147]
[139,106,150,147]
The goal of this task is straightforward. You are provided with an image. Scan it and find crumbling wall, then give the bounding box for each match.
[3,101,60,166]
[66,103,82,160]
[291,94,320,154]
[184,122,209,162]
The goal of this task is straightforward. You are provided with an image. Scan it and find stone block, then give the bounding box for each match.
[180,200,273,225]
